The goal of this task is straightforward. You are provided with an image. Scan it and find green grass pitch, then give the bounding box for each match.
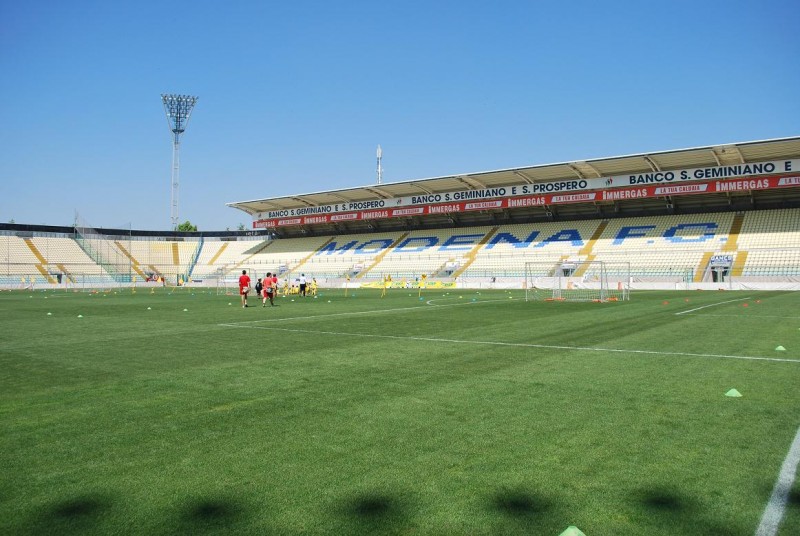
[1,287,799,535]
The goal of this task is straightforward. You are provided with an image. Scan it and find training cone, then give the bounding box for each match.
[47,312,52,316]
[147,307,151,310]
[77,315,83,318]
[559,527,587,536]
[725,389,742,397]
[183,308,188,312]
[775,346,786,351]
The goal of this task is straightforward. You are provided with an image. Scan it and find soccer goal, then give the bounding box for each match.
[210,267,233,296]
[524,260,630,302]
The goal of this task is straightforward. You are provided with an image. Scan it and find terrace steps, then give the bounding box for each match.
[358,232,410,279]
[722,212,745,252]
[731,251,748,277]
[452,227,500,278]
[578,220,609,256]
[23,239,57,283]
[207,242,228,265]
[114,241,148,279]
[694,252,714,282]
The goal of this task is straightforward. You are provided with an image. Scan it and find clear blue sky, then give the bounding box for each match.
[1,0,798,231]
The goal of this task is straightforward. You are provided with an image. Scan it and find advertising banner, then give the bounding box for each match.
[253,173,800,229]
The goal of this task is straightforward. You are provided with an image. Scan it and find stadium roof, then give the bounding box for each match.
[227,136,800,236]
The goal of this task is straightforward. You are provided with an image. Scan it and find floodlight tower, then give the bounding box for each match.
[161,94,198,229]
[376,144,383,184]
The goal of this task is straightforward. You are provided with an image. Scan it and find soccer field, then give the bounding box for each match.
[1,287,799,535]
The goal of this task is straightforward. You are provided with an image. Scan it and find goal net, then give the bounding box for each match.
[210,267,234,296]
[524,260,630,302]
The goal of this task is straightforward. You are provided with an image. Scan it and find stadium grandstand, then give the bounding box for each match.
[2,137,799,294]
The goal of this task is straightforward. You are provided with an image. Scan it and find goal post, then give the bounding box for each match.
[524,260,630,302]
[211,267,233,296]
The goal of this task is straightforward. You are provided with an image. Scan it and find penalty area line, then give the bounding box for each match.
[216,324,800,364]
[755,423,800,536]
[675,297,751,315]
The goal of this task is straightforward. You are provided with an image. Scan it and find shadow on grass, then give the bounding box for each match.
[638,488,694,512]
[491,489,554,516]
[789,488,800,507]
[175,496,252,533]
[19,493,114,535]
[486,487,567,534]
[52,495,110,519]
[632,486,740,535]
[350,494,396,517]
[334,491,412,534]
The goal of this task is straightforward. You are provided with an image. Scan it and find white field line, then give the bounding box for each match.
[222,298,504,325]
[217,323,800,364]
[675,297,752,315]
[755,424,800,536]
[678,313,800,319]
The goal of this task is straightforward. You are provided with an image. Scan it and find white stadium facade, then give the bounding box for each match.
[2,136,800,293]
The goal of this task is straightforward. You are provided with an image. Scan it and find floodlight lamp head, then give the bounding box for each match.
[161,93,198,137]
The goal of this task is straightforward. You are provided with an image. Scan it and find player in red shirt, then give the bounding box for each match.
[262,271,273,307]
[239,269,251,308]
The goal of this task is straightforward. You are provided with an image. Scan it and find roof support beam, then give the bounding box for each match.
[513,170,534,184]
[714,145,746,165]
[363,186,393,199]
[731,145,746,164]
[571,161,603,178]
[457,175,487,189]
[257,202,292,212]
[568,165,586,180]
[290,197,316,207]
[643,155,661,172]
[410,182,435,194]
[325,193,352,203]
